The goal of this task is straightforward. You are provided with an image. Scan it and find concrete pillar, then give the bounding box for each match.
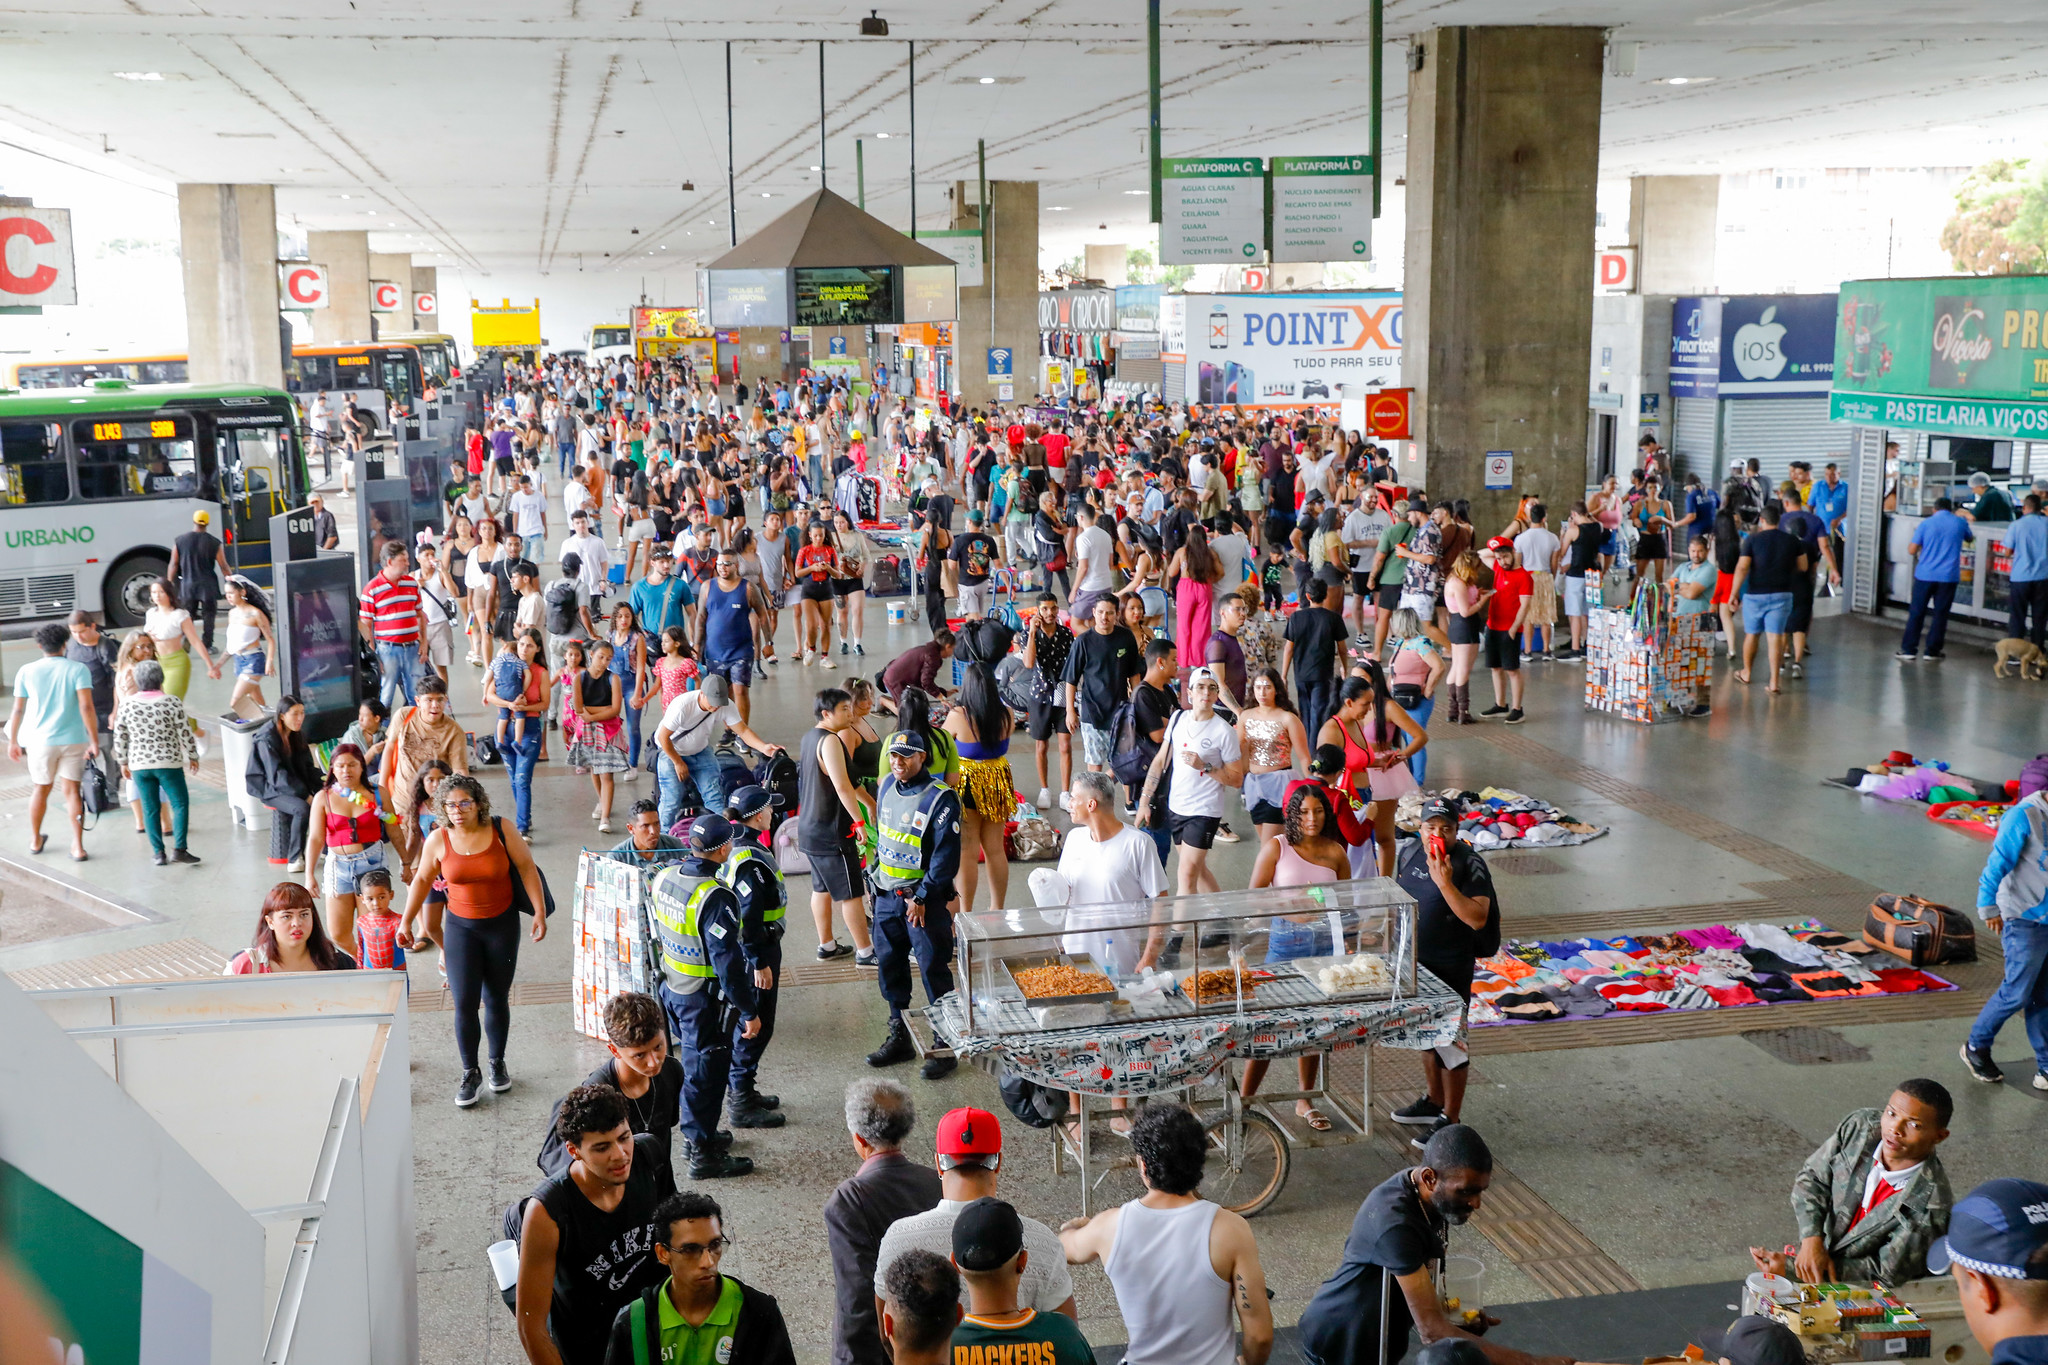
[951,179,1038,412]
[410,265,439,333]
[1402,26,1603,527]
[1084,243,1128,287]
[175,184,286,390]
[1628,175,1719,296]
[368,251,409,339]
[307,229,372,344]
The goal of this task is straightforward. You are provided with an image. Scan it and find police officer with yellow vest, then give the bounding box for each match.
[863,731,963,1081]
[721,784,788,1127]
[648,815,765,1180]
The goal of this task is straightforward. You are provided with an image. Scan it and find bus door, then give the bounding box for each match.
[378,350,419,417]
[213,413,296,587]
[326,353,387,434]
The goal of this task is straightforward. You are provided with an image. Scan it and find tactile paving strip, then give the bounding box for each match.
[1741,1026,1873,1065]
[7,936,226,989]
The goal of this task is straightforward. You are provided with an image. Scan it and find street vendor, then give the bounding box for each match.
[1748,1079,1954,1286]
[604,798,688,869]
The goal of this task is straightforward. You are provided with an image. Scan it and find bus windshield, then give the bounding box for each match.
[591,326,632,350]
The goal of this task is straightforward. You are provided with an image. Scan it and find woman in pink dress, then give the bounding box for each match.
[1168,523,1225,671]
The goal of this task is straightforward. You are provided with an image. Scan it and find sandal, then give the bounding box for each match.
[28,834,46,855]
[1731,671,1751,685]
[1297,1105,1333,1132]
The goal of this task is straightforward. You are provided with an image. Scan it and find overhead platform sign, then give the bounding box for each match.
[1161,157,1265,265]
[1269,156,1372,264]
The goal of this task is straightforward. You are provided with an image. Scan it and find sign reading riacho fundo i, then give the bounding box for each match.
[1161,157,1265,266]
[4,524,94,550]
[1833,276,2048,433]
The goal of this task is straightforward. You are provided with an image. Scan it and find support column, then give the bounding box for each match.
[410,265,439,332]
[951,179,1037,412]
[176,184,286,390]
[1402,26,1603,527]
[1628,175,1719,296]
[369,251,410,339]
[1083,244,1128,287]
[307,229,372,343]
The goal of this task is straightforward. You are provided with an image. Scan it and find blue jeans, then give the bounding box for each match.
[656,747,729,829]
[617,669,643,769]
[1901,579,1960,656]
[1406,694,1434,785]
[557,440,573,477]
[1297,674,1338,751]
[1969,918,2048,1071]
[1141,816,1172,869]
[376,640,420,708]
[503,727,541,832]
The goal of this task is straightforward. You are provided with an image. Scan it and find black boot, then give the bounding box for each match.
[867,1016,916,1067]
[689,1149,756,1180]
[920,1053,957,1081]
[729,1090,787,1128]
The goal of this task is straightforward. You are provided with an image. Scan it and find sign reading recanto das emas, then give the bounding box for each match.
[0,206,78,306]
[280,262,330,310]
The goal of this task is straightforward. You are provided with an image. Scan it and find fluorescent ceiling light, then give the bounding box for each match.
[1122,189,1148,195]
[875,132,890,139]
[979,77,995,84]
[1661,76,1713,85]
[112,71,164,80]
[1047,206,1071,211]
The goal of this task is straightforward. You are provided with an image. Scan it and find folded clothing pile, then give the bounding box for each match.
[1395,786,1607,851]
[1468,918,1955,1026]
[1836,750,2012,806]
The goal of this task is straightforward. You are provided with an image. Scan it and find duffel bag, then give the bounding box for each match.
[1863,893,1977,968]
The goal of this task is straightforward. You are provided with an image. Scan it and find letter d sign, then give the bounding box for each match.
[281,263,330,310]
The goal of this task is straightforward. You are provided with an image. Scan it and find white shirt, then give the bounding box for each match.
[457,493,489,524]
[1344,507,1391,571]
[1299,452,1338,499]
[1209,532,1251,587]
[563,479,592,522]
[507,490,548,539]
[1166,712,1240,818]
[872,1200,1075,1313]
[654,691,740,757]
[1075,524,1118,592]
[1514,525,1563,576]
[1059,823,1169,972]
[560,531,610,594]
[1861,1155,1924,1219]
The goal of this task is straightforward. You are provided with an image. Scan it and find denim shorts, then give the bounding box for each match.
[1742,590,1794,635]
[1267,916,1335,963]
[232,650,266,677]
[322,844,388,897]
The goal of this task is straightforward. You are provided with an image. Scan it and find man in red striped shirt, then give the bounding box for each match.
[359,541,428,709]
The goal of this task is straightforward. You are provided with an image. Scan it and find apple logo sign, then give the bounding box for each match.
[1733,305,1789,380]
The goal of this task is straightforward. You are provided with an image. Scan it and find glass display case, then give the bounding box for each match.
[955,881,1418,1037]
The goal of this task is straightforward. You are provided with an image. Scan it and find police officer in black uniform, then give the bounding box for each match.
[863,731,963,1081]
[721,784,789,1127]
[647,815,764,1179]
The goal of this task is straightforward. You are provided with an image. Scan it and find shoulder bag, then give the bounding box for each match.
[492,817,556,918]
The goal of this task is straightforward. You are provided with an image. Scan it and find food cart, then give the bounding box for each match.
[925,882,1466,1216]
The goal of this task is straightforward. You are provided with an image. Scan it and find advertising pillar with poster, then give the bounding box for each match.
[1188,292,1402,412]
[268,506,361,744]
[631,305,707,361]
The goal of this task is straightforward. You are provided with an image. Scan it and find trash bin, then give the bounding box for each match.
[219,712,273,829]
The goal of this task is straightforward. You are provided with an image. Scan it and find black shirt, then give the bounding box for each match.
[537,1058,684,1184]
[65,636,118,722]
[1063,625,1142,728]
[1131,680,1176,819]
[532,1145,674,1365]
[1284,605,1346,682]
[797,724,859,855]
[1297,1168,1447,1365]
[1393,837,1498,999]
[172,529,222,597]
[1741,527,1806,595]
[950,531,1000,586]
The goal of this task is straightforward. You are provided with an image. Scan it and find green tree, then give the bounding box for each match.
[1941,158,2048,275]
[1124,246,1192,290]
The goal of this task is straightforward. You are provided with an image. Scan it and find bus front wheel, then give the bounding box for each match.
[104,554,170,628]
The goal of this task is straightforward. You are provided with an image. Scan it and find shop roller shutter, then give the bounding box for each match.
[1117,356,1163,389]
[1161,359,1186,404]
[1720,397,1846,495]
[1672,396,1720,486]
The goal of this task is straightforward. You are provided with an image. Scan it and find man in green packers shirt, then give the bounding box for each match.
[949,1198,1095,1364]
[602,1191,796,1365]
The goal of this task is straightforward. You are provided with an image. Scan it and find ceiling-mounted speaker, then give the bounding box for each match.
[860,10,889,35]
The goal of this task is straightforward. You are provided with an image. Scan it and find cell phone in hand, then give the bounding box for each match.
[1425,828,1448,861]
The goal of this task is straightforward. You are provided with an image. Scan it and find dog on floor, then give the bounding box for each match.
[1993,637,2047,679]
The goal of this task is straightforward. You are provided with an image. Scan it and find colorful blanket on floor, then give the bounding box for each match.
[1468,917,1955,1027]
[1395,786,1609,851]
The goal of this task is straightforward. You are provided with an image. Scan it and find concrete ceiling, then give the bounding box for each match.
[2,0,2045,277]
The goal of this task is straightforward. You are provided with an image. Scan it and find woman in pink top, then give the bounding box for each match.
[1239,783,1351,1128]
[1589,474,1624,571]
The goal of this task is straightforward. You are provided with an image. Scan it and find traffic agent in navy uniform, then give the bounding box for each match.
[720,784,789,1128]
[863,730,963,1081]
[648,815,768,1180]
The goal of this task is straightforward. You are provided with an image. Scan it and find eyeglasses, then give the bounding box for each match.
[667,1237,730,1259]
[443,798,477,811]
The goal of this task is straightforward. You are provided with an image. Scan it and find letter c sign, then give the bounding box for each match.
[371,280,402,313]
[0,208,78,304]
[282,264,330,310]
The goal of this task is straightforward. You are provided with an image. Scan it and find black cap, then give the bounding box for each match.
[1419,795,1461,824]
[1703,1317,1804,1365]
[951,1197,1025,1272]
[725,784,785,819]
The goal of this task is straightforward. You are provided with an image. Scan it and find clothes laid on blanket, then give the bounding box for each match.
[1692,948,1756,976]
[1698,981,1763,1008]
[1505,944,1549,967]
[1478,953,1540,983]
[1790,971,1886,1000]
[1746,971,1809,1003]
[1740,946,1815,978]
[1872,967,1950,993]
[1491,990,1565,1021]
[1679,925,1747,952]
[1736,922,1828,966]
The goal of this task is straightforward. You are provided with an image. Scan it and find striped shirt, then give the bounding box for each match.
[359,570,423,643]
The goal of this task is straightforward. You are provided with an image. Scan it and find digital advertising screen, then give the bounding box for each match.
[284,576,358,733]
[794,267,895,327]
[706,269,790,328]
[901,265,958,324]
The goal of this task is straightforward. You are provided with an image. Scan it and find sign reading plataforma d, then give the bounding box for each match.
[1270,156,1372,264]
[1161,157,1265,265]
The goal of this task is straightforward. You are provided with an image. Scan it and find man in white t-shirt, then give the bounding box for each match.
[651,672,783,830]
[558,509,611,600]
[1057,771,1168,975]
[506,475,549,543]
[1513,503,1563,660]
[1068,504,1120,621]
[1342,499,1393,638]
[1137,667,1242,897]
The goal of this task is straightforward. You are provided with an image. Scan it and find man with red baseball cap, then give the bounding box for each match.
[869,1108,1078,1323]
[1478,537,1532,724]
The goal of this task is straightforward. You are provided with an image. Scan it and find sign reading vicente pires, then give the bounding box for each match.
[0,206,76,306]
[1269,156,1373,265]
[1831,275,2048,437]
[1192,291,1401,407]
[1160,157,1265,266]
[280,262,330,311]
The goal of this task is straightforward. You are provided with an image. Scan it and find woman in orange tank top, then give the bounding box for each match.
[1316,669,1425,877]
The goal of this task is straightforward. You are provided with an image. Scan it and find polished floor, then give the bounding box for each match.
[3,592,2043,1363]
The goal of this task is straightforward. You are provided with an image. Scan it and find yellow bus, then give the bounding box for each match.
[375,331,460,385]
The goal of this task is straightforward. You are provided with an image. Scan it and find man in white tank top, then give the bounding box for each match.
[1058,1103,1273,1365]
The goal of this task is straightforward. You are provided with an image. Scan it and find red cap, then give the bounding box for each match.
[1486,535,1514,551]
[936,1107,1003,1157]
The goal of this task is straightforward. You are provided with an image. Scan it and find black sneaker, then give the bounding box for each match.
[1505,708,1525,724]
[921,1053,958,1081]
[1409,1114,1452,1151]
[1479,705,1509,718]
[151,850,168,866]
[867,1019,916,1068]
[1961,1042,2004,1084]
[1923,652,1946,662]
[171,848,202,864]
[817,941,855,961]
[855,949,878,969]
[1390,1095,1443,1126]
[1894,650,1919,662]
[456,1068,484,1108]
[689,1151,756,1180]
[729,1092,788,1128]
[488,1058,512,1093]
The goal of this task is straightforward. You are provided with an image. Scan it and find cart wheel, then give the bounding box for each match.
[1201,1108,1290,1218]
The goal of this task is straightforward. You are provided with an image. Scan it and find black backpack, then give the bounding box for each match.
[543,579,580,636]
[1108,696,1154,787]
[957,616,1014,668]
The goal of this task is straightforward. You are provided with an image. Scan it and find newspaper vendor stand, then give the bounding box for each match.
[569,847,692,1039]
[1582,577,1712,724]
[926,882,1465,1217]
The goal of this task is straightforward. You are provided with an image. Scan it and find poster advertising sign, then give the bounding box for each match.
[1116,283,1162,333]
[1269,156,1373,265]
[1717,294,1835,396]
[633,306,705,341]
[1160,294,1187,359]
[1037,289,1115,333]
[914,229,983,288]
[1829,276,2048,436]
[1669,296,1724,399]
[0,206,76,306]
[707,269,790,328]
[1190,291,1401,407]
[1160,157,1265,265]
[280,262,329,310]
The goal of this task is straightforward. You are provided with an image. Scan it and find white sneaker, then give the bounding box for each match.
[194,729,210,759]
[820,656,836,669]
[597,820,612,834]
[1058,792,1075,813]
[1036,788,1052,809]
